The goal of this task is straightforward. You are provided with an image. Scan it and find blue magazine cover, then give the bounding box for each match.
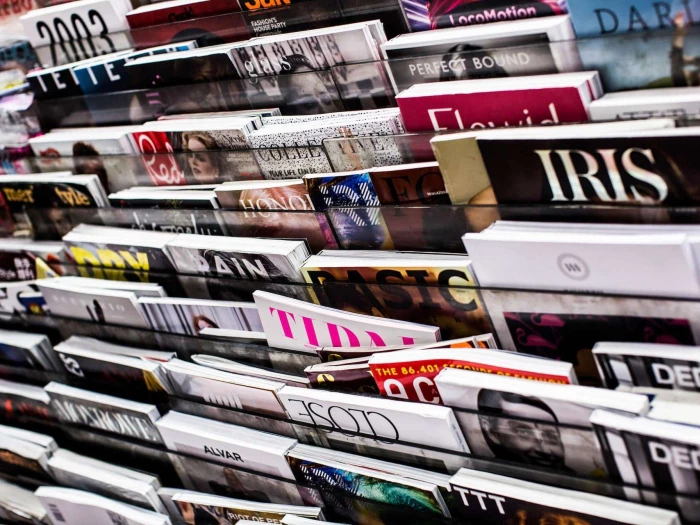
[305,171,380,210]
[568,0,700,37]
[579,20,700,90]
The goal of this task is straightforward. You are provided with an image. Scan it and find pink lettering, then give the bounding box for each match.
[302,316,319,346]
[269,308,295,339]
[327,323,361,347]
[367,331,387,347]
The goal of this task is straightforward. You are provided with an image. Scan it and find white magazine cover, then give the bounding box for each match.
[21,0,132,46]
[35,487,171,525]
[589,88,700,121]
[138,297,263,336]
[463,229,700,298]
[0,478,47,524]
[0,423,56,452]
[277,385,469,453]
[47,450,165,513]
[162,359,288,417]
[38,280,151,329]
[155,411,297,479]
[253,290,441,352]
[435,368,648,478]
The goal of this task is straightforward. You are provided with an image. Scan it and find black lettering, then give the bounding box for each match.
[594,8,619,33]
[628,6,650,30]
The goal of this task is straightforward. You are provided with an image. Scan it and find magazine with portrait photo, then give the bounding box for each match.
[435,368,648,478]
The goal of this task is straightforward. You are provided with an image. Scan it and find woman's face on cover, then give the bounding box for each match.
[287,72,338,115]
[187,138,219,182]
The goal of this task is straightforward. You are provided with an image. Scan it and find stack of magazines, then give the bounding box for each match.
[4,0,700,524]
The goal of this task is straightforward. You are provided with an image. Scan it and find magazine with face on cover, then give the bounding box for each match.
[155,411,298,480]
[214,179,315,211]
[162,359,288,417]
[138,296,263,336]
[35,486,172,525]
[436,368,648,478]
[47,449,166,512]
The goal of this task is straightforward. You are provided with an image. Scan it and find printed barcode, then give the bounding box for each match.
[48,503,65,523]
[107,510,128,525]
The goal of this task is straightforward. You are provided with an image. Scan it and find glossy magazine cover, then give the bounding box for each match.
[65,240,176,273]
[580,22,700,92]
[482,289,700,383]
[370,164,451,205]
[319,277,491,341]
[402,0,566,31]
[168,454,315,507]
[306,171,380,210]
[479,134,700,205]
[140,299,263,336]
[287,456,446,515]
[168,247,302,282]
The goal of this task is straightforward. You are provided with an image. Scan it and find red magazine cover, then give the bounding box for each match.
[397,86,591,133]
[130,131,187,186]
[129,12,250,49]
[127,0,241,29]
[370,348,575,403]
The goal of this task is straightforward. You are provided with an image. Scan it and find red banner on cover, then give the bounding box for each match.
[370,358,572,404]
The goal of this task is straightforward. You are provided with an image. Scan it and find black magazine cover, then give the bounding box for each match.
[595,349,700,391]
[0,180,104,210]
[478,134,700,205]
[54,349,167,394]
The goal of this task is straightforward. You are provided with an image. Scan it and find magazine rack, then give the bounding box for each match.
[3,374,700,525]
[5,270,700,385]
[28,0,409,70]
[28,24,700,130]
[14,202,700,255]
